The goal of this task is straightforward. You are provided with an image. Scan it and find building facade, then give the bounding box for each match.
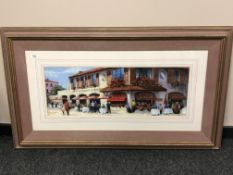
[57,67,189,112]
[45,79,59,94]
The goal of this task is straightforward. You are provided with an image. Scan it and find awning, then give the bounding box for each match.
[73,94,108,100]
[79,96,88,100]
[101,85,166,92]
[50,96,63,100]
[51,99,62,103]
[88,95,99,99]
[88,93,100,99]
[135,92,155,101]
[98,95,109,99]
[107,94,126,102]
[169,92,186,100]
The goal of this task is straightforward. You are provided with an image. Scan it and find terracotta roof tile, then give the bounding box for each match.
[69,68,109,78]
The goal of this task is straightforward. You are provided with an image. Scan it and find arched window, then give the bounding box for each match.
[62,95,67,99]
[159,69,167,83]
[70,94,76,100]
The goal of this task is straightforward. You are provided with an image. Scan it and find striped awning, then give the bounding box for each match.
[107,94,126,102]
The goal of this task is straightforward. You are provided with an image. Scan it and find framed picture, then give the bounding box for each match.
[1,27,232,149]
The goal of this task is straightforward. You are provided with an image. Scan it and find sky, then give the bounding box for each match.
[44,67,93,89]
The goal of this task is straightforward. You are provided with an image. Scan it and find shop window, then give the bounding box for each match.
[92,74,97,86]
[136,68,152,79]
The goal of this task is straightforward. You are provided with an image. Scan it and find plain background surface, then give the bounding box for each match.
[0,0,233,126]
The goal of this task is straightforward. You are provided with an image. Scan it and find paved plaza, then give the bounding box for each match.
[47,107,186,120]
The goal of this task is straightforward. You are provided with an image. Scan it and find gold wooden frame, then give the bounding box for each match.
[1,27,232,149]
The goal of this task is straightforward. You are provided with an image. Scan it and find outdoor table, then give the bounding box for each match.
[82,107,90,113]
[100,108,107,114]
[163,108,173,115]
[151,109,160,116]
[180,107,187,114]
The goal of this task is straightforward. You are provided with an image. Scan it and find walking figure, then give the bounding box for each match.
[62,99,70,115]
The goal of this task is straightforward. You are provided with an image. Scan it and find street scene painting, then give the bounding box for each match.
[45,67,189,117]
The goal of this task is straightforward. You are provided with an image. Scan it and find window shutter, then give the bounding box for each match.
[76,78,80,88]
[130,68,136,84]
[88,75,92,86]
[80,77,83,88]
[96,73,99,86]
[180,70,185,84]
[107,71,112,86]
[124,68,129,84]
[153,68,159,84]
[167,69,174,84]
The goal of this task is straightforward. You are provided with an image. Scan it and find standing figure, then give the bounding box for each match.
[172,101,181,114]
[131,99,136,112]
[146,103,151,111]
[91,101,95,112]
[94,101,97,112]
[159,103,163,114]
[126,103,132,113]
[76,100,80,111]
[107,101,111,113]
[96,103,100,113]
